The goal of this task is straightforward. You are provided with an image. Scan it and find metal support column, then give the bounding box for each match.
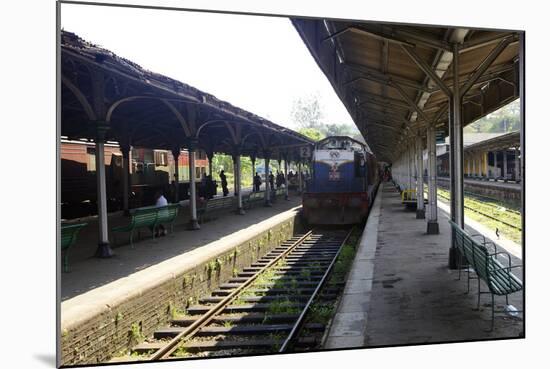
[121,143,130,215]
[233,156,238,196]
[502,149,508,181]
[264,151,272,206]
[298,162,303,194]
[284,155,289,200]
[172,147,180,203]
[94,123,113,258]
[251,156,256,192]
[407,142,412,191]
[514,147,520,181]
[234,150,245,215]
[448,42,464,269]
[519,32,525,222]
[207,152,213,178]
[416,134,425,219]
[188,140,200,230]
[426,124,439,234]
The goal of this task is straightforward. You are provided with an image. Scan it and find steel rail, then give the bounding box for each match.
[149,231,314,361]
[279,228,354,353]
[437,192,521,231]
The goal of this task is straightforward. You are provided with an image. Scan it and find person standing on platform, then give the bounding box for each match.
[220,170,229,197]
[269,171,275,191]
[254,172,262,192]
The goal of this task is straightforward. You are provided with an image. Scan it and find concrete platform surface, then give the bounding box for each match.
[61,195,301,331]
[326,182,523,350]
[61,193,300,301]
[366,183,523,346]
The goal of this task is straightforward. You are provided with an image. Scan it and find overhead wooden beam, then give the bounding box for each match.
[344,63,431,92]
[390,82,430,122]
[459,36,516,97]
[401,45,453,97]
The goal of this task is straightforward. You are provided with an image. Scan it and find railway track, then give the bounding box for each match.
[436,191,521,231]
[128,229,353,360]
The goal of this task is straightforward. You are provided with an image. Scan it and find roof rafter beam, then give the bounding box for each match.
[344,63,431,92]
[460,32,518,53]
[390,82,430,122]
[324,25,452,52]
[460,36,516,97]
[357,94,412,110]
[365,121,403,133]
[401,45,453,97]
[358,98,410,111]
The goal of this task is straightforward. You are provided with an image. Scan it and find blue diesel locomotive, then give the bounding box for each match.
[303,136,378,225]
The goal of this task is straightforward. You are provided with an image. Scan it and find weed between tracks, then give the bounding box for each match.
[329,229,361,286]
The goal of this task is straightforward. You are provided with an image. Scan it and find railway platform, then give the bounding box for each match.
[325,182,523,349]
[62,191,300,300]
[60,193,303,365]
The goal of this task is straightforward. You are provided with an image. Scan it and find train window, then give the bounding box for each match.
[86,147,96,172]
[154,151,168,166]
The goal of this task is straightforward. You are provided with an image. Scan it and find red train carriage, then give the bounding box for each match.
[60,140,209,219]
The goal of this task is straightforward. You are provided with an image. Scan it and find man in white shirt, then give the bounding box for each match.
[154,190,168,236]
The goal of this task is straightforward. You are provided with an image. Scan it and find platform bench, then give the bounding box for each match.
[112,204,180,247]
[243,191,266,209]
[61,222,87,273]
[197,196,234,223]
[449,220,523,330]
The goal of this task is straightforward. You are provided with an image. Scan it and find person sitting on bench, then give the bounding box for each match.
[154,190,168,237]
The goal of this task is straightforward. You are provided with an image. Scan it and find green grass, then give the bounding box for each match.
[307,304,334,325]
[436,187,522,244]
[268,298,300,314]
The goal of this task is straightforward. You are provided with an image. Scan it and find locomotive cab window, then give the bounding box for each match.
[354,152,366,177]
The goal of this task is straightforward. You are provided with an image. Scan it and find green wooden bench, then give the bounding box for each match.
[243,191,265,209]
[197,196,234,223]
[61,222,87,273]
[112,204,180,247]
[449,220,523,330]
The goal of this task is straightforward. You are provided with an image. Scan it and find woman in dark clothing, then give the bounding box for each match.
[220,170,229,197]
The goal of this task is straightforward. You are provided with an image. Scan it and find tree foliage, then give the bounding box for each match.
[290,94,323,130]
[290,94,361,141]
[298,127,325,142]
[465,99,520,133]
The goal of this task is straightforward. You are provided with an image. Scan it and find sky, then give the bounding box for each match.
[60,3,356,130]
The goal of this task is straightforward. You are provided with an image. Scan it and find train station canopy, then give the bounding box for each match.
[464,131,520,152]
[61,30,313,159]
[292,20,520,163]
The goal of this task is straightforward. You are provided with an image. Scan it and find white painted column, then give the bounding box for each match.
[95,126,112,257]
[502,149,508,180]
[251,156,256,192]
[426,124,439,234]
[284,157,289,200]
[235,152,245,214]
[514,147,520,181]
[264,151,272,206]
[416,135,425,219]
[298,162,303,194]
[172,148,180,203]
[122,144,130,214]
[188,141,200,230]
